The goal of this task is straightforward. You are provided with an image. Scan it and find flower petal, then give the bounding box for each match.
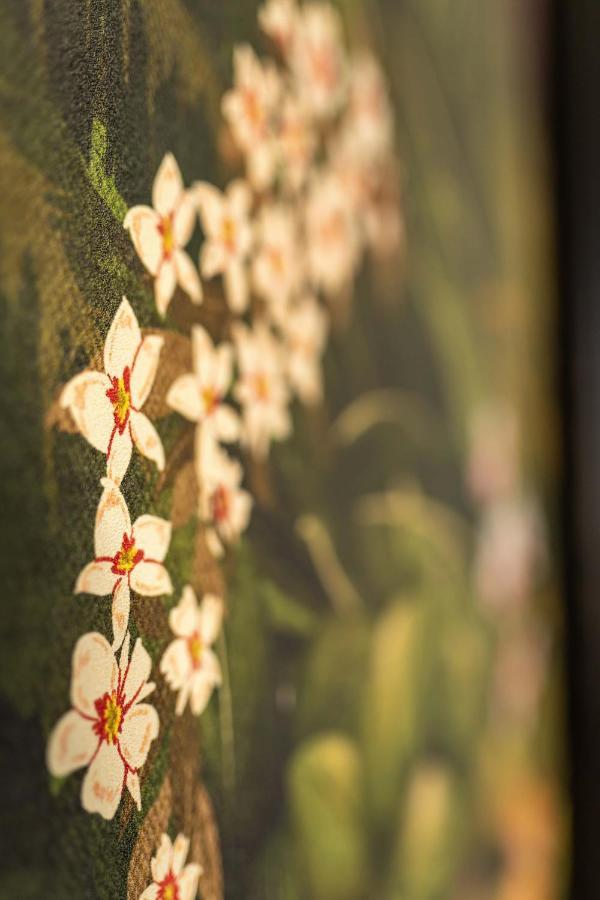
[214,404,240,442]
[199,594,224,646]
[173,191,197,246]
[123,206,163,276]
[200,240,227,278]
[61,371,113,453]
[75,560,115,596]
[151,834,173,883]
[95,477,131,559]
[132,514,172,561]
[139,886,159,900]
[126,769,142,810]
[106,422,133,486]
[81,741,123,820]
[225,260,248,312]
[175,249,203,303]
[155,259,177,316]
[171,833,190,875]
[160,638,193,692]
[168,585,199,638]
[46,710,97,776]
[166,374,202,422]
[194,181,224,234]
[130,411,165,472]
[130,335,164,408]
[103,296,141,378]
[189,671,217,716]
[123,636,153,702]
[130,560,173,597]
[111,578,130,651]
[152,152,184,217]
[119,703,159,770]
[227,178,252,218]
[70,632,118,717]
[178,863,203,900]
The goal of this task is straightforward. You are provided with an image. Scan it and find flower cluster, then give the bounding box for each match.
[46,0,400,850]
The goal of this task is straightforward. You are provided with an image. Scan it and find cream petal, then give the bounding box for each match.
[70,632,118,717]
[214,344,234,394]
[111,578,130,651]
[61,371,113,453]
[155,258,177,316]
[81,741,123,820]
[168,585,200,638]
[139,885,159,900]
[103,297,142,378]
[214,404,240,442]
[95,477,131,559]
[123,206,163,276]
[119,703,159,770]
[126,769,142,810]
[74,560,115,596]
[106,422,133,486]
[166,374,202,422]
[130,560,173,597]
[122,636,153,701]
[178,864,203,900]
[199,594,223,646]
[46,710,97,776]
[175,249,203,304]
[194,181,224,234]
[173,191,197,246]
[189,672,216,716]
[130,335,164,408]
[132,514,171,562]
[200,240,227,278]
[152,152,184,217]
[171,833,190,876]
[227,178,252,218]
[151,834,173,884]
[160,638,193,691]
[225,261,248,312]
[201,647,223,686]
[129,411,165,472]
[191,324,214,377]
[175,682,193,716]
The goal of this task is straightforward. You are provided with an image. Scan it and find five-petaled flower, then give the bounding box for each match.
[140,832,202,900]
[305,169,360,298]
[291,3,348,120]
[46,631,159,821]
[160,586,223,716]
[233,321,291,459]
[76,478,173,649]
[194,179,253,314]
[124,153,202,316]
[195,430,253,557]
[60,297,165,486]
[166,325,240,445]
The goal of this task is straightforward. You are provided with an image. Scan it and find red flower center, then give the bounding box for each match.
[158,871,180,900]
[93,690,124,744]
[106,367,132,433]
[211,484,230,525]
[201,386,220,416]
[158,214,175,260]
[187,631,203,669]
[112,532,144,576]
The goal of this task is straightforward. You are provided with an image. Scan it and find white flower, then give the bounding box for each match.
[46,631,159,821]
[140,833,202,900]
[474,495,546,616]
[124,154,202,316]
[196,430,253,556]
[345,52,394,163]
[166,325,240,444]
[305,169,361,298]
[467,403,520,505]
[258,0,299,57]
[291,3,348,119]
[252,203,304,320]
[276,92,317,193]
[221,45,282,190]
[282,294,328,405]
[233,321,291,459]
[76,478,173,649]
[194,180,253,313]
[160,586,223,716]
[60,297,165,485]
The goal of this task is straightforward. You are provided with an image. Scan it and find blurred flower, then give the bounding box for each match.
[196,430,253,556]
[291,3,348,119]
[167,324,240,444]
[277,91,317,192]
[195,179,253,313]
[473,495,546,617]
[252,202,304,320]
[60,297,165,486]
[75,478,173,649]
[467,403,520,505]
[233,320,291,458]
[259,0,299,57]
[160,586,223,716]
[305,169,360,298]
[47,632,159,820]
[140,833,202,900]
[282,294,328,405]
[345,51,394,162]
[124,153,202,315]
[221,44,282,190]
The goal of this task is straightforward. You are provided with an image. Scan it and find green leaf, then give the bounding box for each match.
[287,733,369,900]
[87,119,128,222]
